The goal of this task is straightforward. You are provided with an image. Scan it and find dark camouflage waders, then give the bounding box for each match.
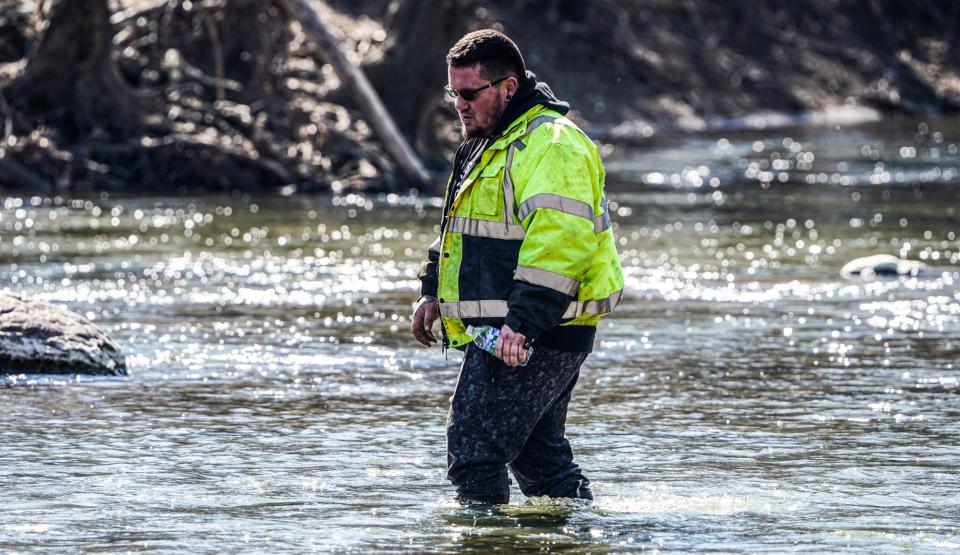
[446,344,593,504]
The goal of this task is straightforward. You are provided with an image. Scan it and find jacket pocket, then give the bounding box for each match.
[471,165,503,217]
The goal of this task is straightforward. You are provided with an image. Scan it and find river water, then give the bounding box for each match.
[1,117,958,553]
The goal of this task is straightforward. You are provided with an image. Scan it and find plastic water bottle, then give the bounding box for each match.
[466,325,533,366]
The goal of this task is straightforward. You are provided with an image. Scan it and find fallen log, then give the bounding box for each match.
[279,0,432,189]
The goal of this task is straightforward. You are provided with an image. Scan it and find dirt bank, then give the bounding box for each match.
[1,0,957,194]
[352,0,959,144]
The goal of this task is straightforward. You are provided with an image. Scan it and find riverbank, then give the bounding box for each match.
[486,1,960,137]
[1,0,958,193]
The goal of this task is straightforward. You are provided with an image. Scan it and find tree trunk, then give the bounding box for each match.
[365,0,469,156]
[4,0,150,138]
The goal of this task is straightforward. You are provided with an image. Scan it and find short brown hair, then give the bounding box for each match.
[446,29,525,80]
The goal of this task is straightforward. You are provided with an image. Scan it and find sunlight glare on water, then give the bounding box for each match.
[1,117,959,552]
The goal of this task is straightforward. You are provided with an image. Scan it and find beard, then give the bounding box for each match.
[461,123,486,139]
[460,117,490,139]
[459,106,499,138]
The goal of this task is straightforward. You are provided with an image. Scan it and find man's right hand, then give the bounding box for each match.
[411,296,439,347]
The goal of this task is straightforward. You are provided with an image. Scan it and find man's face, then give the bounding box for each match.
[447,64,512,139]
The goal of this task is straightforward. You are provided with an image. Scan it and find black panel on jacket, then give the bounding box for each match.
[459,236,522,301]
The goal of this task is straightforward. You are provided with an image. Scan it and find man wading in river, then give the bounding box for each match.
[411,30,624,505]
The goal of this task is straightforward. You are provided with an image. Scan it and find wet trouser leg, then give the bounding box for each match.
[508,370,594,500]
[446,344,591,504]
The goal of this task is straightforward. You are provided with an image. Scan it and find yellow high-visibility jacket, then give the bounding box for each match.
[422,104,623,352]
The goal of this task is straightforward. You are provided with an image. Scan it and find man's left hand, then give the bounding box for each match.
[495,324,528,366]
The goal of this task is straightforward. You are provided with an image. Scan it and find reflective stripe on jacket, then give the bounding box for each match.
[434,105,624,349]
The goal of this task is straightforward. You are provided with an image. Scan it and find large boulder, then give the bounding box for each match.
[0,292,126,375]
[840,254,927,278]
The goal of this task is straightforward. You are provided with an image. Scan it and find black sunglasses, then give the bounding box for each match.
[444,76,510,101]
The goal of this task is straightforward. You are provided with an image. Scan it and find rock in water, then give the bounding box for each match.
[840,254,926,278]
[0,292,126,375]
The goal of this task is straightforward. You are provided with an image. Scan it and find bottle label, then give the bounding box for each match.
[466,325,533,366]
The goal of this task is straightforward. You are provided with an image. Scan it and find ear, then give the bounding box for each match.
[504,75,520,101]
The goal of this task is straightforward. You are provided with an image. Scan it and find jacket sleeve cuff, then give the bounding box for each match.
[503,312,537,342]
[419,279,438,297]
[417,250,440,297]
[506,281,572,342]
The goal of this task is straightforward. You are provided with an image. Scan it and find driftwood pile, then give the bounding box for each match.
[0,0,428,194]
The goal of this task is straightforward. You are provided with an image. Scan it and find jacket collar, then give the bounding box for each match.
[491,70,569,136]
[494,104,548,146]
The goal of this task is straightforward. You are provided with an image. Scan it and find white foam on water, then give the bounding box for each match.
[592,484,796,516]
[597,492,759,516]
[830,529,960,551]
[3,523,50,534]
